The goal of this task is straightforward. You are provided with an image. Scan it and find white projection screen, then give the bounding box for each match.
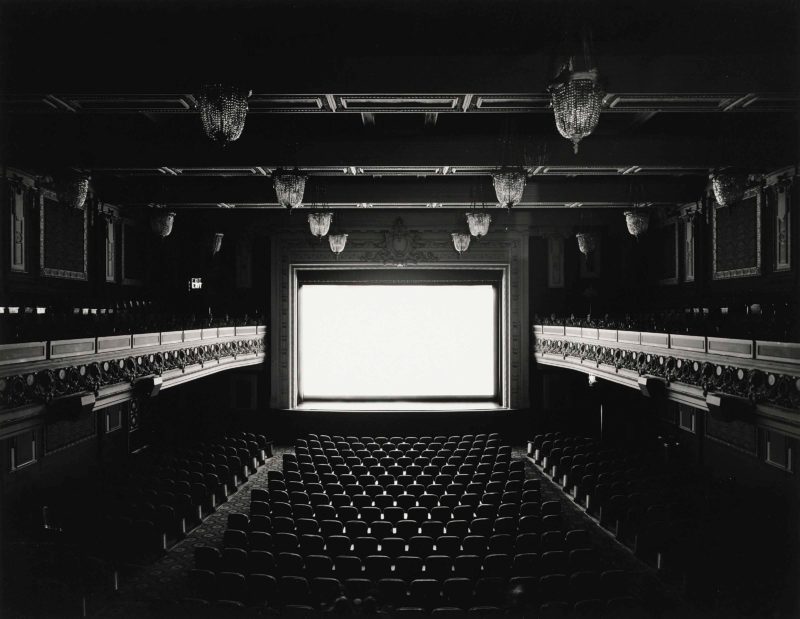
[298,284,498,401]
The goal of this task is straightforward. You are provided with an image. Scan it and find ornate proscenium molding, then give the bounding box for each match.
[533,325,800,438]
[271,214,530,409]
[357,217,439,266]
[0,328,267,431]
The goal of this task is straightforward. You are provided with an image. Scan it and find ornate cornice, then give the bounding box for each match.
[272,219,529,409]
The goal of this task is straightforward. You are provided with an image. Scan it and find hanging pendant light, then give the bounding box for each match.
[328,233,348,259]
[451,232,471,256]
[575,232,598,256]
[150,208,176,238]
[548,23,604,154]
[549,70,603,154]
[710,170,749,206]
[56,172,90,209]
[624,210,649,239]
[466,212,492,238]
[492,171,526,208]
[212,233,224,255]
[197,84,249,145]
[308,212,333,238]
[274,169,307,210]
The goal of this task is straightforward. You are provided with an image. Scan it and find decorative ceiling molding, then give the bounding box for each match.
[95,165,712,178]
[4,92,798,115]
[139,202,664,210]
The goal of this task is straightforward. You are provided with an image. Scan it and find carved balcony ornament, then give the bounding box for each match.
[328,233,348,259]
[197,83,250,145]
[56,171,90,209]
[710,169,750,207]
[451,232,471,256]
[150,206,176,238]
[308,211,333,238]
[575,231,599,256]
[466,211,492,238]
[274,168,307,210]
[624,209,649,239]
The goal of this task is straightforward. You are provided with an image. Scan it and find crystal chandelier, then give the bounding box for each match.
[466,212,492,238]
[492,171,526,208]
[711,171,749,206]
[575,232,598,256]
[150,209,176,238]
[452,232,471,256]
[274,169,307,209]
[624,210,649,239]
[549,69,603,154]
[328,233,348,258]
[56,172,90,209]
[308,212,333,238]
[212,233,224,255]
[197,84,249,144]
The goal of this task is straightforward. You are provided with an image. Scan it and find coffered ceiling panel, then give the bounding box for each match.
[0,0,796,212]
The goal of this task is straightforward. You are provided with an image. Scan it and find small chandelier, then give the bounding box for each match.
[575,232,598,256]
[549,69,603,154]
[197,84,249,145]
[328,233,348,258]
[624,210,649,239]
[466,212,492,238]
[308,212,333,238]
[492,171,526,208]
[212,233,224,255]
[150,209,176,238]
[56,172,90,209]
[711,171,749,206]
[452,232,471,256]
[274,169,307,209]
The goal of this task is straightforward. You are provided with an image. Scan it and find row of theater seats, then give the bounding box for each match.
[186,571,635,615]
[530,432,700,570]
[189,434,641,617]
[43,432,270,565]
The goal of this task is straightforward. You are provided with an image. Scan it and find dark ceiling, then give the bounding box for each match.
[1,0,797,209]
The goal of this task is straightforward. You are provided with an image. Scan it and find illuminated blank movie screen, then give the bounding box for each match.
[299,285,496,399]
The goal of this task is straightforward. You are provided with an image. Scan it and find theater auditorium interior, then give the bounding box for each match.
[0,1,799,618]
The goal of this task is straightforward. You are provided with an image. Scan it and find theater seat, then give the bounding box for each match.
[443,577,474,609]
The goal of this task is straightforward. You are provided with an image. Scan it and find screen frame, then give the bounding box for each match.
[289,263,511,410]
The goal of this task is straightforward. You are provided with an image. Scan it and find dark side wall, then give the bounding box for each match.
[1,170,270,339]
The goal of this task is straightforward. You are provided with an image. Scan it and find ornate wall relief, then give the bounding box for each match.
[712,187,762,280]
[8,179,28,273]
[772,180,792,272]
[39,188,88,280]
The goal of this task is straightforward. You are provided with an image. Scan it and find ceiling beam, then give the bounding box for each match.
[7,128,793,171]
[92,175,706,207]
[4,92,796,115]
